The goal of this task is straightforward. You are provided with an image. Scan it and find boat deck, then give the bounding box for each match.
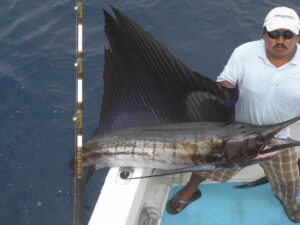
[161,182,299,225]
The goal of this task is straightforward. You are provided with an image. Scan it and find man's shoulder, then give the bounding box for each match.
[233,40,262,55]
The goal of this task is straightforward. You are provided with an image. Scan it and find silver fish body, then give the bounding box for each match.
[83,117,300,171]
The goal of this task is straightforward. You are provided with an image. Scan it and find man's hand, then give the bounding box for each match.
[218,80,235,88]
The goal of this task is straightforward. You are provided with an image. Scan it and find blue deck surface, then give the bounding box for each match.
[161,183,300,225]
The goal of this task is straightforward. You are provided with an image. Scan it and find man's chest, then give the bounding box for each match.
[239,64,300,102]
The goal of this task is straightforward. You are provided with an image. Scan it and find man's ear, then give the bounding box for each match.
[262,27,267,40]
[262,32,267,41]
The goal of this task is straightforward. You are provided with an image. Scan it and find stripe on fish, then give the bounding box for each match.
[84,117,300,177]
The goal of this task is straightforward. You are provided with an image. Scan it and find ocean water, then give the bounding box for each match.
[0,0,299,225]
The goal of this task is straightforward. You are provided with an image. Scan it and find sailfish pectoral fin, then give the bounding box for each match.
[126,160,239,179]
[234,176,269,189]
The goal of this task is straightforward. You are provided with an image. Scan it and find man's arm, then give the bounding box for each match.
[218,80,235,88]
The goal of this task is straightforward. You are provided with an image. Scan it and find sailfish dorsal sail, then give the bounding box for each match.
[96,7,238,135]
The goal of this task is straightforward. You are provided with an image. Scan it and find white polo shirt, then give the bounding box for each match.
[217,39,300,138]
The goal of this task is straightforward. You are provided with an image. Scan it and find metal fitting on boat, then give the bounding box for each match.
[119,167,134,179]
[138,207,161,225]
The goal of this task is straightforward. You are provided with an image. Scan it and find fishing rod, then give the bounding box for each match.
[73,0,84,224]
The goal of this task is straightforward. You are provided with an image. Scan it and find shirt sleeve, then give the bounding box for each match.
[216,48,242,86]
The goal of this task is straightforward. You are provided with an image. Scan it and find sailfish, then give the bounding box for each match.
[82,7,300,180]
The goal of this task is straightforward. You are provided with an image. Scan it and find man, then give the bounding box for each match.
[166,6,300,223]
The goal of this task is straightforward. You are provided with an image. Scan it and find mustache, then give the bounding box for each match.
[273,43,287,49]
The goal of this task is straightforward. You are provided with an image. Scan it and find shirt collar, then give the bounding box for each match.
[257,39,270,65]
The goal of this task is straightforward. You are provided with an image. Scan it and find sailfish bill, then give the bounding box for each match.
[82,7,300,181]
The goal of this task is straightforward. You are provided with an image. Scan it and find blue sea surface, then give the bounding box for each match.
[0,0,299,225]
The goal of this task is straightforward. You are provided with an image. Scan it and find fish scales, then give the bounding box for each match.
[84,122,231,169]
[83,117,300,172]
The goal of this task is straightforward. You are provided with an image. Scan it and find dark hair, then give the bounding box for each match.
[263,27,267,35]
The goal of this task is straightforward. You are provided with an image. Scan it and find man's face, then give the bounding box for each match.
[263,29,299,59]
